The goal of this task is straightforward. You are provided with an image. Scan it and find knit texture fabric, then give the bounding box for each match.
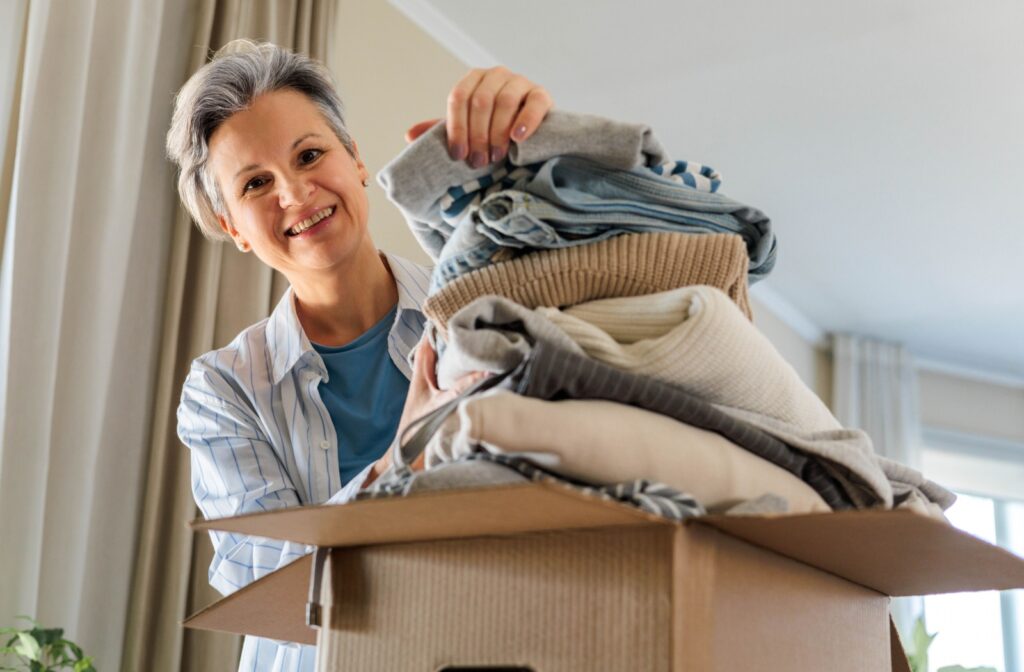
[423,232,752,332]
[537,284,833,431]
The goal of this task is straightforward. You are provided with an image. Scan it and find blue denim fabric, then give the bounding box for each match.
[377,109,731,268]
[432,155,775,291]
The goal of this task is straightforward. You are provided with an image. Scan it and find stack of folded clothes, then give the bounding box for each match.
[364,110,954,522]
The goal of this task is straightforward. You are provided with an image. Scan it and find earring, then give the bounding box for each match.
[236,240,250,252]
[362,179,368,187]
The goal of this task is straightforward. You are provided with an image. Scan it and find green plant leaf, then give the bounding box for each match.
[906,616,938,672]
[73,658,96,672]
[28,627,62,650]
[14,633,40,661]
[937,666,999,672]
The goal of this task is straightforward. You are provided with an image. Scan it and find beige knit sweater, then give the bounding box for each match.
[423,231,752,332]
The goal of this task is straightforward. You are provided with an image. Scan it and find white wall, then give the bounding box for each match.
[920,370,1024,443]
[331,0,463,265]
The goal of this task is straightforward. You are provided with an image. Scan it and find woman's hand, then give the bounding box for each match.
[404,66,553,168]
[363,338,486,486]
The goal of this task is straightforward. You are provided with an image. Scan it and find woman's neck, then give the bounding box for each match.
[290,246,399,347]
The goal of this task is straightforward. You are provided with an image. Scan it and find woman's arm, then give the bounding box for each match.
[177,359,313,596]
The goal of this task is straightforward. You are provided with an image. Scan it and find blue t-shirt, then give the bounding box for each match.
[311,306,410,485]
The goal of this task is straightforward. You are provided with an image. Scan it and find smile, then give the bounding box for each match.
[287,205,335,236]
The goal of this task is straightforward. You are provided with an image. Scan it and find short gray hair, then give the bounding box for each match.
[166,39,355,240]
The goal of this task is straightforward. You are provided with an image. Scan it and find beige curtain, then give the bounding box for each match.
[121,2,337,671]
[0,0,28,262]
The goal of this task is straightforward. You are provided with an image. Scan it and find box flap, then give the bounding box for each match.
[890,616,911,672]
[697,508,1024,596]
[182,554,315,645]
[192,482,662,547]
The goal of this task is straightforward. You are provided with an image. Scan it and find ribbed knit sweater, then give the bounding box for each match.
[423,231,751,332]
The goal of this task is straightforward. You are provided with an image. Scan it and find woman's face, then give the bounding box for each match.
[207,88,371,280]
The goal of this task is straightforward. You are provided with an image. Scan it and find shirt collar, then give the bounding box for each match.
[265,251,431,385]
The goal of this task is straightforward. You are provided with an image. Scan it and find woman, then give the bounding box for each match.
[168,40,552,671]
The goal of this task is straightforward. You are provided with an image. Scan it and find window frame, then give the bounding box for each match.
[920,425,1024,672]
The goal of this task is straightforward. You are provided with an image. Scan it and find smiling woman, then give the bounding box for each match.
[164,39,551,672]
[204,87,381,335]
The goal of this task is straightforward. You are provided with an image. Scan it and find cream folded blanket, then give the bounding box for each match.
[533,285,900,506]
[426,391,832,515]
[537,285,840,434]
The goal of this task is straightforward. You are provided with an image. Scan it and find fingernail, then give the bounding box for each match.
[490,146,506,163]
[512,124,528,141]
[469,150,487,169]
[449,143,466,161]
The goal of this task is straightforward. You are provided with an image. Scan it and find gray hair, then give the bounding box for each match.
[166,39,355,240]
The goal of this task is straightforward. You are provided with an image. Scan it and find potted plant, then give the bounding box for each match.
[0,617,95,672]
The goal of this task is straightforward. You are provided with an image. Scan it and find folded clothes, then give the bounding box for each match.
[437,296,893,508]
[433,303,855,508]
[423,231,752,331]
[360,452,706,521]
[537,285,838,432]
[377,109,775,290]
[425,390,832,514]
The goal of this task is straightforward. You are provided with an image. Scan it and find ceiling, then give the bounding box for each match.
[396,0,1024,381]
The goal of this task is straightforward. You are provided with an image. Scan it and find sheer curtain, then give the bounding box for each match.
[0,0,194,669]
[0,1,336,670]
[832,333,924,639]
[120,3,336,671]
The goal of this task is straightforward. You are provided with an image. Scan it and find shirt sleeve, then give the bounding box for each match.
[178,358,315,597]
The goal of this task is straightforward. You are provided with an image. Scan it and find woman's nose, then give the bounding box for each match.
[278,174,315,209]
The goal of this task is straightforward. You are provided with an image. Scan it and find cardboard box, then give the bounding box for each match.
[185,481,1024,671]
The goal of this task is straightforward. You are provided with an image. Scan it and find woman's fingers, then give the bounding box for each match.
[488,75,533,163]
[509,85,553,144]
[465,67,512,168]
[446,66,553,167]
[446,68,486,162]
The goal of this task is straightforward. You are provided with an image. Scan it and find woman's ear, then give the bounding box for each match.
[351,139,369,186]
[219,214,250,252]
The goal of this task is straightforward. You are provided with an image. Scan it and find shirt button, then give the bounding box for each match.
[320,440,330,450]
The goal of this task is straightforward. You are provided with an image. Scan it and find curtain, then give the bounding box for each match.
[831,333,924,640]
[120,2,337,671]
[0,0,29,273]
[0,0,195,670]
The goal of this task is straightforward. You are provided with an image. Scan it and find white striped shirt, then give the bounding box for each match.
[177,252,430,672]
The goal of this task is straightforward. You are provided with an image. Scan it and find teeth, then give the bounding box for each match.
[289,206,334,236]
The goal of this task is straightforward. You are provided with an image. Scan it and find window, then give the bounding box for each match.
[919,428,1024,672]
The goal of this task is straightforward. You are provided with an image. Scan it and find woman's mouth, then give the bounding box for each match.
[286,205,336,237]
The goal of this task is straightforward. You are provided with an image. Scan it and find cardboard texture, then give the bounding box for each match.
[890,618,913,672]
[700,508,1024,595]
[191,482,660,547]
[185,482,1024,671]
[184,554,316,645]
[314,525,888,672]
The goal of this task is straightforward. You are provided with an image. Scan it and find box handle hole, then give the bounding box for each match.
[438,668,535,671]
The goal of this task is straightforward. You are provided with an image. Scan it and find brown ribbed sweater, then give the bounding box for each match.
[423,232,752,331]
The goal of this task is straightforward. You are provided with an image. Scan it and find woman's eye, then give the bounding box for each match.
[243,176,268,194]
[299,148,323,165]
